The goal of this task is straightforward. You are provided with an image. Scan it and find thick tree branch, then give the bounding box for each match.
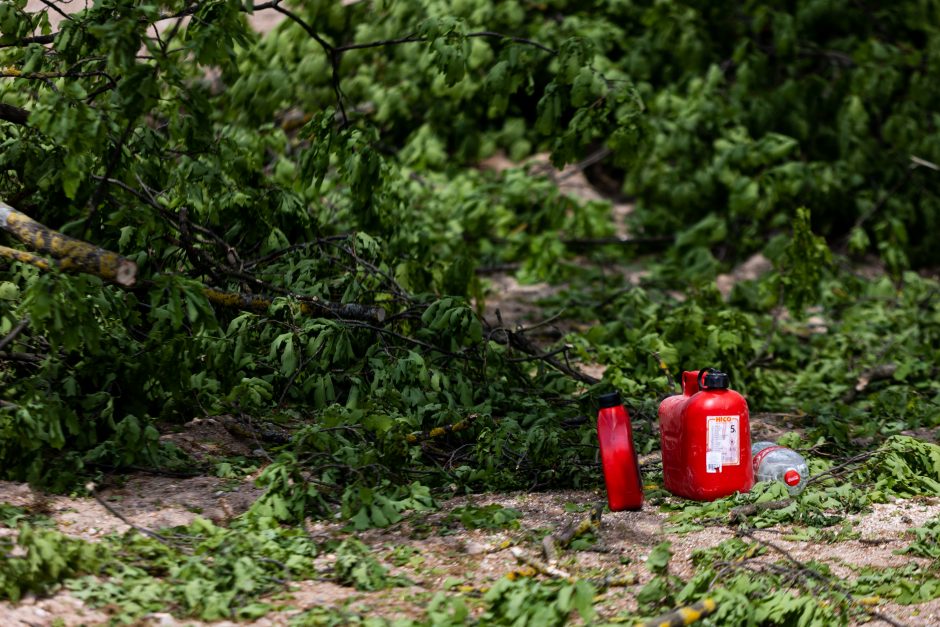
[0,103,30,125]
[0,201,138,286]
[0,245,57,272]
[203,286,386,323]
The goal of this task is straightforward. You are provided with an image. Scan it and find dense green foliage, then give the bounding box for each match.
[1,0,937,494]
[1,0,940,623]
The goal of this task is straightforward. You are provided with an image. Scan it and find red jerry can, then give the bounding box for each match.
[658,368,753,501]
[596,392,643,511]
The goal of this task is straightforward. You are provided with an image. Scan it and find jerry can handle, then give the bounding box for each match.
[697,368,718,390]
[698,367,730,390]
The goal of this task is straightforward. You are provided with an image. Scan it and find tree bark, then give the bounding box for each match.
[0,103,29,125]
[0,201,137,286]
[202,286,386,323]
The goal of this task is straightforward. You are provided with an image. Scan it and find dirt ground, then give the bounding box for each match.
[1,464,939,626]
[0,415,937,626]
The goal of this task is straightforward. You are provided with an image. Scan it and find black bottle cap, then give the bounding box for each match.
[598,391,622,409]
[701,370,730,389]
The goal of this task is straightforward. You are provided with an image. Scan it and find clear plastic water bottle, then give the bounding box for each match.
[751,441,809,495]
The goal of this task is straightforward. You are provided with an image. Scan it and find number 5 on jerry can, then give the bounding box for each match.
[658,368,753,501]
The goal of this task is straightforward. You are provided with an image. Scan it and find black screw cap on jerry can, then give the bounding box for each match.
[597,391,622,409]
[698,368,730,390]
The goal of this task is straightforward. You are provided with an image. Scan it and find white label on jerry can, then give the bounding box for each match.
[706,415,740,471]
[705,451,723,473]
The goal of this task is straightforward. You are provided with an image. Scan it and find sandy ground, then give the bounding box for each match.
[1,403,938,627]
[1,472,938,626]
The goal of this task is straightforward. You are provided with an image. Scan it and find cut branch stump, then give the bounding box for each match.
[0,201,137,286]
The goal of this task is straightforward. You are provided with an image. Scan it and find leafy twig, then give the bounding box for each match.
[542,502,603,563]
[736,527,910,627]
[803,450,881,487]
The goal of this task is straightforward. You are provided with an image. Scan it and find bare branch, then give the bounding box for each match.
[268,1,349,126]
[0,318,29,353]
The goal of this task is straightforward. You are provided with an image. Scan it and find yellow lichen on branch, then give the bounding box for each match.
[203,286,387,323]
[637,598,717,627]
[0,245,56,272]
[505,565,538,580]
[203,287,271,313]
[542,502,603,564]
[0,201,137,286]
[406,413,479,444]
[509,547,573,580]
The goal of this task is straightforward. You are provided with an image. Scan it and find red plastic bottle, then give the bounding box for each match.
[596,391,643,511]
[658,368,753,501]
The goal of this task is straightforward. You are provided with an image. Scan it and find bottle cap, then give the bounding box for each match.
[784,469,801,486]
[597,392,622,409]
[700,369,730,389]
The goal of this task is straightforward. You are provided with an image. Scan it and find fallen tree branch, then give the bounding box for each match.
[652,350,678,393]
[804,449,881,487]
[736,527,910,627]
[202,286,386,323]
[639,598,717,627]
[0,33,55,49]
[0,102,29,125]
[0,242,385,323]
[509,546,572,579]
[487,319,599,385]
[542,502,603,564]
[86,481,170,544]
[841,363,898,404]
[0,317,29,352]
[0,351,41,364]
[406,414,479,444]
[505,565,539,580]
[587,572,638,589]
[84,180,393,320]
[0,201,137,286]
[0,244,57,272]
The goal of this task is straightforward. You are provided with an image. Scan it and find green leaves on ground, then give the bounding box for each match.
[481,577,596,626]
[0,524,105,603]
[446,504,522,530]
[333,538,410,591]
